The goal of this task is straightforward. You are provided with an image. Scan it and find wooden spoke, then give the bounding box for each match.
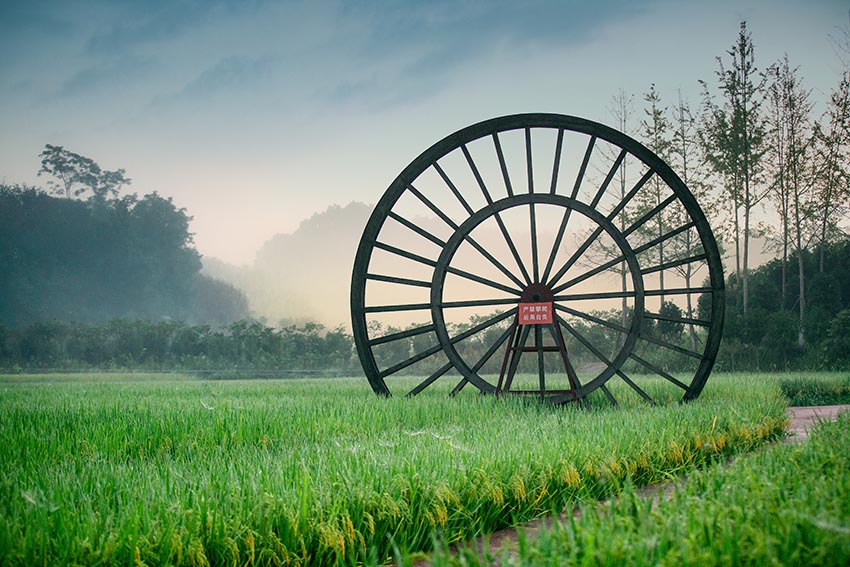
[541,206,575,284]
[369,323,435,346]
[462,144,533,285]
[374,241,436,268]
[645,286,712,296]
[406,362,453,397]
[387,211,446,247]
[633,221,697,255]
[433,161,475,216]
[547,225,606,287]
[449,323,516,398]
[378,309,512,379]
[440,297,519,309]
[590,148,627,209]
[541,134,597,285]
[553,289,636,302]
[628,353,690,390]
[535,324,545,391]
[542,324,582,392]
[527,127,540,282]
[640,253,708,275]
[492,132,514,197]
[525,127,534,194]
[449,308,516,344]
[364,302,431,313]
[530,201,540,282]
[407,182,525,288]
[450,378,468,396]
[462,144,497,204]
[557,316,615,369]
[623,193,678,237]
[552,251,629,294]
[600,383,618,406]
[445,265,522,296]
[572,135,596,198]
[555,304,630,334]
[366,273,431,288]
[496,325,531,391]
[606,169,654,222]
[379,343,445,378]
[549,128,564,194]
[637,333,703,359]
[644,312,710,327]
[614,370,656,404]
[406,183,461,231]
[460,237,528,289]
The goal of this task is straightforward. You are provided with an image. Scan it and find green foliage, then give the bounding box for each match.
[429,413,850,566]
[0,318,355,373]
[0,373,787,566]
[38,144,130,202]
[0,184,247,327]
[716,237,850,371]
[779,373,850,406]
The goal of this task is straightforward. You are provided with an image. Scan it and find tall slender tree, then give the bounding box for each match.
[770,55,814,346]
[765,61,791,308]
[669,90,715,350]
[812,71,850,273]
[610,89,636,333]
[699,21,768,317]
[639,84,673,306]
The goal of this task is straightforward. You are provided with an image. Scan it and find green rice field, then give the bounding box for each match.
[431,412,850,566]
[0,372,822,566]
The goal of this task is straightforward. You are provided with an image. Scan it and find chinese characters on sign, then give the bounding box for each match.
[518,302,553,325]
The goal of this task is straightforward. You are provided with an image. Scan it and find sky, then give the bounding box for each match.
[1,0,848,265]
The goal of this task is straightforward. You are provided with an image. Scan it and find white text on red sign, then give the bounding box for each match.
[518,302,553,325]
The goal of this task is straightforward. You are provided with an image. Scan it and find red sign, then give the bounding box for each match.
[518,302,553,325]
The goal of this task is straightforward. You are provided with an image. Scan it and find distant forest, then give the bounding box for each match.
[2,21,850,373]
[0,144,251,330]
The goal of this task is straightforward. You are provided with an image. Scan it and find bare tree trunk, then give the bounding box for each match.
[818,145,837,273]
[732,178,742,309]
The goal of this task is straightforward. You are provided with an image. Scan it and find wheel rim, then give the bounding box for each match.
[351,113,724,404]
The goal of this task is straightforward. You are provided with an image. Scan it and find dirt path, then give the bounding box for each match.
[412,405,850,566]
[786,405,849,442]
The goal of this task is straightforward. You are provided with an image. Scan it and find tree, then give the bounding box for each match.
[602,89,636,337]
[765,61,792,308]
[638,83,674,305]
[812,71,850,273]
[38,144,130,203]
[656,301,684,343]
[699,21,768,317]
[668,90,716,350]
[768,55,815,346]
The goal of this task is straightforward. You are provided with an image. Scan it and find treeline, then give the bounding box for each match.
[0,150,249,327]
[711,237,850,371]
[0,319,355,374]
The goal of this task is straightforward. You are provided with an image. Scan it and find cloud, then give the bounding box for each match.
[317,0,648,110]
[58,54,156,97]
[85,0,265,56]
[148,54,277,109]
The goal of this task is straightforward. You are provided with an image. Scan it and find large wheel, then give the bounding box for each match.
[351,114,724,405]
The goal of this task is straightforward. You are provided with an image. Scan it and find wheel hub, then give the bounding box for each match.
[520,283,554,303]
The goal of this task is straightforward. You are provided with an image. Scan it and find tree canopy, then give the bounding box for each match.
[1,149,248,327]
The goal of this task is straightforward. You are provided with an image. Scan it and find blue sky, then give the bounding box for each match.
[1,0,847,263]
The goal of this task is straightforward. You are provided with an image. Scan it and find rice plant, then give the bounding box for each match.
[429,412,850,566]
[0,372,788,566]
